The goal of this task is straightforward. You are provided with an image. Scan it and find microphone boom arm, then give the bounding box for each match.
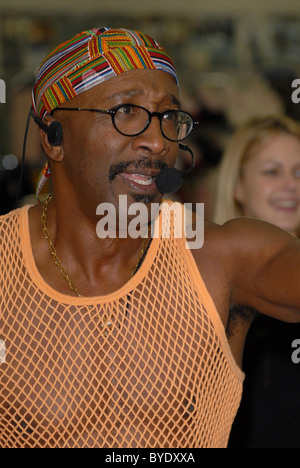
[155,144,195,194]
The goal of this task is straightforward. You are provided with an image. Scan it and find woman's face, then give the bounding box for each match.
[235,133,300,235]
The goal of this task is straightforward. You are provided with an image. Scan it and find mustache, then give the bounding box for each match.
[109,158,168,182]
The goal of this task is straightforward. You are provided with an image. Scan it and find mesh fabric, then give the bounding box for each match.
[0,204,244,448]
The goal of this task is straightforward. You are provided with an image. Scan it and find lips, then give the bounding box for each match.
[271,199,300,211]
[121,173,155,186]
[118,171,159,193]
[109,158,168,195]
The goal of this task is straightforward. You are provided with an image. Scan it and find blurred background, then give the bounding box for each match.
[1,0,300,214]
[2,0,300,449]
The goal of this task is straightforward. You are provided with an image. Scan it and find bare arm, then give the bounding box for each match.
[223,217,300,323]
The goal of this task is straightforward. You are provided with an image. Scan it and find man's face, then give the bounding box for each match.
[53,69,180,217]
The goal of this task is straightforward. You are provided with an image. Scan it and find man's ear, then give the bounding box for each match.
[39,115,64,162]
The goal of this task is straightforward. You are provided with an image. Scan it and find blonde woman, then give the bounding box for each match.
[214,115,300,448]
[214,115,300,236]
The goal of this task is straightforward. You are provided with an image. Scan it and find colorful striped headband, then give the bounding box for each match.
[32,27,178,120]
[32,27,178,197]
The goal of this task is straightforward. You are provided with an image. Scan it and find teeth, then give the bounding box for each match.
[127,175,154,186]
[275,200,298,208]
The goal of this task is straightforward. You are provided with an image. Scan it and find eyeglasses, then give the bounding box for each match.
[51,104,198,142]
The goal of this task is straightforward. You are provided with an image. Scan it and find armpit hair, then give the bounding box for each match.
[226,304,259,338]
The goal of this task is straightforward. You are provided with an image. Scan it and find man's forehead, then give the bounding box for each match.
[105,89,181,106]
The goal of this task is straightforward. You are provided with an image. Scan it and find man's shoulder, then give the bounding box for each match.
[199,215,299,280]
[204,215,290,243]
[0,206,24,225]
[0,206,29,244]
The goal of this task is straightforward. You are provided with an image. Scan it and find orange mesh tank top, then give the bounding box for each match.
[0,203,244,448]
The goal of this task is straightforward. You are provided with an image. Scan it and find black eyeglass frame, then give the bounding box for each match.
[51,104,199,142]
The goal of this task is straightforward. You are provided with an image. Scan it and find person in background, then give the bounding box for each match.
[214,114,300,448]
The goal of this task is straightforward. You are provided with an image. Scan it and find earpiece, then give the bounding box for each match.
[29,107,63,146]
[46,121,63,146]
[15,107,63,207]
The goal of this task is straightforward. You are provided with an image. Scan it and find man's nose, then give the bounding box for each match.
[132,116,168,155]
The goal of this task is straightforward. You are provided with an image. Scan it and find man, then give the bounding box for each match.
[0,27,300,449]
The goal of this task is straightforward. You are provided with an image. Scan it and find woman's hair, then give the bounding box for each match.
[213,115,300,225]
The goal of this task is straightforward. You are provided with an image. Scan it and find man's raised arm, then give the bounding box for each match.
[225,217,300,322]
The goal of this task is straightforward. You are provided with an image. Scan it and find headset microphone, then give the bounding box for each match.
[155,144,195,194]
[18,110,192,203]
[29,107,63,146]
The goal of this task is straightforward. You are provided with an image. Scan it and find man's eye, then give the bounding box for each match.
[118,105,135,115]
[121,105,132,113]
[163,112,177,121]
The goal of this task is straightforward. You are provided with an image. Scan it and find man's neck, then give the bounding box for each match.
[28,199,153,297]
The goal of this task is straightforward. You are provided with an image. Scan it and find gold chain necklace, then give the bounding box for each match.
[41,194,151,334]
